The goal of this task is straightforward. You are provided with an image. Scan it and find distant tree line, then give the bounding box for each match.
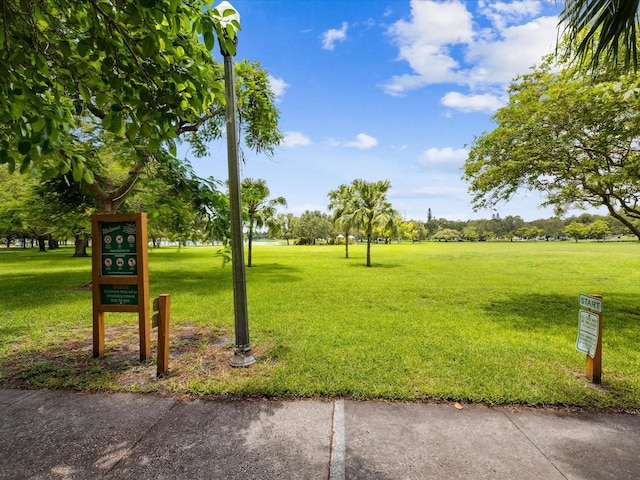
[270,209,635,246]
[2,166,637,261]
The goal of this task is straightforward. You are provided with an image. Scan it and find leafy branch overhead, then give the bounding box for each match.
[464,45,640,240]
[1,1,281,213]
[560,0,640,71]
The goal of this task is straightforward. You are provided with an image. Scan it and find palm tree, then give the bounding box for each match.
[241,178,287,267]
[327,183,358,259]
[269,212,296,245]
[350,179,397,267]
[560,1,640,70]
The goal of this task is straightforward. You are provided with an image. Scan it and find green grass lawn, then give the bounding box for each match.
[1,241,639,410]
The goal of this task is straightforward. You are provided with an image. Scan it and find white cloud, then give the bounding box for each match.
[282,131,311,147]
[321,22,348,51]
[466,16,557,85]
[440,91,505,113]
[419,147,468,167]
[383,0,558,99]
[268,75,289,102]
[383,0,473,94]
[478,0,542,30]
[345,133,378,149]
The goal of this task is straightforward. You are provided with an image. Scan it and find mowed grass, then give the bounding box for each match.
[1,241,639,410]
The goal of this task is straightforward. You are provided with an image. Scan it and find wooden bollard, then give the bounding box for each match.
[152,294,171,377]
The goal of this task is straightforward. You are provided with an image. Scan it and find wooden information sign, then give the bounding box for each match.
[91,213,150,360]
[576,294,602,384]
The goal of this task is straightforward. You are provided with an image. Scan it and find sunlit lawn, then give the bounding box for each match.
[1,241,639,410]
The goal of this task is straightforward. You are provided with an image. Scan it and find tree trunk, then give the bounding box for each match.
[97,198,116,214]
[73,234,90,257]
[37,235,47,252]
[247,221,254,267]
[344,228,350,259]
[366,233,372,267]
[608,209,640,241]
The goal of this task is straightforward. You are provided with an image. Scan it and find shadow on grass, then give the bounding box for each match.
[347,262,404,269]
[483,293,640,352]
[0,271,93,311]
[481,293,576,331]
[0,323,241,394]
[245,263,302,283]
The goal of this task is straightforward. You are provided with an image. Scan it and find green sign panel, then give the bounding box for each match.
[100,221,138,276]
[100,284,139,306]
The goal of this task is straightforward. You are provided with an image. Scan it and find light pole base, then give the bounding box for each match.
[230,345,256,367]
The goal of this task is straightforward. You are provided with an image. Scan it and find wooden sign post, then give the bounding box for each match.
[576,294,602,384]
[91,213,150,360]
[152,294,171,377]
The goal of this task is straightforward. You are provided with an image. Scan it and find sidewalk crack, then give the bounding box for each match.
[101,398,179,479]
[502,410,568,480]
[329,399,346,480]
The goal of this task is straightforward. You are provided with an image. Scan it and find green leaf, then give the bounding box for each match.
[79,84,91,104]
[83,168,95,184]
[77,40,91,58]
[226,24,236,40]
[32,117,46,133]
[149,137,161,150]
[126,122,140,140]
[96,92,109,107]
[142,36,155,57]
[167,138,177,157]
[42,168,58,180]
[102,113,113,130]
[18,141,31,155]
[111,115,125,135]
[19,158,31,174]
[10,102,24,120]
[203,31,215,51]
[72,166,83,182]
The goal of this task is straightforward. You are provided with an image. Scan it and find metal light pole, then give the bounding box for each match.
[215,2,255,367]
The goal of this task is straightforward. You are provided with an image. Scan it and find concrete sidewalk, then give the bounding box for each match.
[1,389,639,479]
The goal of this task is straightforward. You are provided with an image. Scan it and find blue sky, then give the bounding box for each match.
[189,0,568,222]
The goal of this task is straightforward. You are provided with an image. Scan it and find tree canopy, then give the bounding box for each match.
[241,178,286,267]
[463,51,640,240]
[1,1,281,213]
[350,179,397,267]
[327,183,357,259]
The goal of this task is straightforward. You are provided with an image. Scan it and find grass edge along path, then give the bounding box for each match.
[0,242,639,411]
